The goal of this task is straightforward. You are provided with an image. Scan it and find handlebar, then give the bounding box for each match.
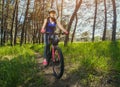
[42,32,66,35]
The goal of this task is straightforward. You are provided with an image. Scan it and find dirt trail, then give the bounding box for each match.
[34,53,116,87]
[34,52,80,87]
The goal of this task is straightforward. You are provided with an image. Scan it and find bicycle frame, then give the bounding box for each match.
[52,46,55,62]
[48,34,61,63]
[43,32,65,79]
[44,32,65,63]
[51,43,60,62]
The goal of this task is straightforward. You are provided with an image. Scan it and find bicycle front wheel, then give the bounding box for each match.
[52,47,64,79]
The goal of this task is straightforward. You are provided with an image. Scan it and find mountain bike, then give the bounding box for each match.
[44,32,65,79]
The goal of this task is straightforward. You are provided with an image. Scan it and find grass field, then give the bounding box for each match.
[0,44,44,87]
[0,41,120,87]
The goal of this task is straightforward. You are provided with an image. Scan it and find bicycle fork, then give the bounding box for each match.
[52,46,60,62]
[52,46,55,62]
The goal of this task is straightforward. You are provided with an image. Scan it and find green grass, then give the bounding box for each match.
[31,41,120,86]
[0,44,44,87]
[62,41,120,86]
[0,41,120,87]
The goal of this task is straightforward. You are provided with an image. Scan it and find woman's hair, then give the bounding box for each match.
[47,17,56,22]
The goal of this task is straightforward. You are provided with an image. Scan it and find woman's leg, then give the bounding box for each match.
[43,34,48,65]
[43,34,51,65]
[43,44,47,59]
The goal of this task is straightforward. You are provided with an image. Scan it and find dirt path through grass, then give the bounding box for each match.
[34,52,80,87]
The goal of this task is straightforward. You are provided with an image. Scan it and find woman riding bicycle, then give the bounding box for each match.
[41,8,68,66]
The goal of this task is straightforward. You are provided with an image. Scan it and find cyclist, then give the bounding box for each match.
[41,8,68,66]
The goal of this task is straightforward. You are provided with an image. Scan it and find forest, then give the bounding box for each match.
[0,0,120,87]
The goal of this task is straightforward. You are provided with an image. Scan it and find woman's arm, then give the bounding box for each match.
[42,19,47,29]
[41,19,47,33]
[56,20,68,33]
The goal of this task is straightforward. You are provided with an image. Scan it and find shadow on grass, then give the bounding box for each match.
[47,41,120,87]
[49,63,119,87]
[48,65,110,87]
[107,41,120,87]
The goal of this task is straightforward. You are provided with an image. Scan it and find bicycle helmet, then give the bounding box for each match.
[48,8,56,14]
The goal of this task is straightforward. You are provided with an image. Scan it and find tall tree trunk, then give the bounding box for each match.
[14,0,19,45]
[1,0,4,46]
[41,0,45,44]
[20,0,30,46]
[56,0,60,19]
[32,22,34,44]
[71,14,78,43]
[32,3,35,44]
[36,22,39,43]
[60,0,63,24]
[111,0,117,41]
[33,4,37,44]
[3,0,10,44]
[51,0,54,8]
[10,0,17,46]
[38,22,41,44]
[59,0,64,37]
[92,0,98,42]
[25,25,27,44]
[102,0,107,41]
[64,0,82,46]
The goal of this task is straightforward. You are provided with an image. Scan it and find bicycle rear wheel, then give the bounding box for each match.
[52,47,64,79]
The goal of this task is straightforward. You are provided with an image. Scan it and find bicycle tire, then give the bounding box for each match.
[52,47,64,79]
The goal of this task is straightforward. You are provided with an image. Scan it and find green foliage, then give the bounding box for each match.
[59,41,120,86]
[0,45,34,58]
[30,41,120,75]
[0,41,120,86]
[0,45,44,87]
[30,44,44,54]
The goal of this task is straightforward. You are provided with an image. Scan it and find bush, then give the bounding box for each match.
[0,45,43,87]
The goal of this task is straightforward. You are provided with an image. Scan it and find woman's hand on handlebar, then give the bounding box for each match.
[40,31,68,35]
[40,29,45,33]
[64,31,68,35]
